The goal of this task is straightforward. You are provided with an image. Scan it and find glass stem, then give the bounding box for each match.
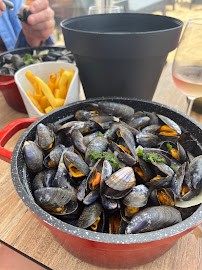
[186,97,194,116]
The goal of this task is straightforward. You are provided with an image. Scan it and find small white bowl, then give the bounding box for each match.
[15,62,81,118]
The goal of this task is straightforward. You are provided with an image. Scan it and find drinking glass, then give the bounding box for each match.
[172,18,202,115]
[88,5,121,15]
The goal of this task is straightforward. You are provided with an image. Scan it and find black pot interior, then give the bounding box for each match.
[11,97,202,243]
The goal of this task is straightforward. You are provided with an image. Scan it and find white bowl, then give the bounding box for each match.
[15,62,81,118]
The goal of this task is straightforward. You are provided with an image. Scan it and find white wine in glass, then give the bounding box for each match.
[172,18,202,115]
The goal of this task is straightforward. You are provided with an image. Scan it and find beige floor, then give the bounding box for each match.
[53,1,202,63]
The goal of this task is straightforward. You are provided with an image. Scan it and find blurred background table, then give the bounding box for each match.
[0,63,201,270]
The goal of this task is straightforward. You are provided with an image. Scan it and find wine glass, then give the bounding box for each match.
[88,5,121,15]
[172,18,202,115]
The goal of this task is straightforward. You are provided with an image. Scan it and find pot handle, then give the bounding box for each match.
[0,118,38,163]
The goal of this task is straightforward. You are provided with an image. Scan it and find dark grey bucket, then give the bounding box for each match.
[61,13,183,100]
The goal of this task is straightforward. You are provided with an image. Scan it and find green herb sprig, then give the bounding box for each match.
[137,148,165,163]
[88,150,120,170]
[23,53,35,65]
[166,143,173,151]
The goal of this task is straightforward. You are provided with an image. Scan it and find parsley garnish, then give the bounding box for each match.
[166,143,173,151]
[170,165,179,170]
[23,53,35,65]
[88,150,120,170]
[97,132,104,137]
[137,149,165,163]
[137,147,144,158]
[144,152,165,163]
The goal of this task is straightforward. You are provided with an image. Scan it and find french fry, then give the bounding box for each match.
[48,81,55,93]
[55,74,61,90]
[25,68,74,114]
[59,68,65,76]
[53,88,61,98]
[48,73,57,93]
[39,96,50,110]
[53,98,65,108]
[45,106,54,113]
[55,69,64,89]
[49,73,57,84]
[58,70,75,99]
[26,89,44,113]
[66,69,75,94]
[36,77,56,108]
[26,89,32,96]
[33,94,42,102]
[25,70,41,95]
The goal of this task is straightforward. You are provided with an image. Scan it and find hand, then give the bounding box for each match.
[20,0,55,47]
[0,0,6,17]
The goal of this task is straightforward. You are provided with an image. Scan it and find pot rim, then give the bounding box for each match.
[11,97,202,244]
[0,74,15,86]
[61,13,183,36]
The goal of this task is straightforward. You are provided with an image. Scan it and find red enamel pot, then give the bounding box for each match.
[0,74,27,113]
[0,97,201,268]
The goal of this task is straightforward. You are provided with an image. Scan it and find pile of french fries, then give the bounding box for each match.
[25,68,75,114]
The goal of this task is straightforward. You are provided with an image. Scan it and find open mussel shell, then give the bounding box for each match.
[34,187,73,210]
[36,123,55,150]
[150,188,175,206]
[32,171,45,191]
[122,184,149,208]
[44,144,65,168]
[142,148,172,166]
[135,156,154,182]
[136,132,160,148]
[125,206,182,234]
[75,109,98,121]
[87,159,103,190]
[108,140,137,166]
[91,101,135,119]
[23,141,43,173]
[52,166,71,188]
[100,159,113,195]
[85,136,108,165]
[171,162,187,197]
[159,141,187,163]
[71,129,87,153]
[83,188,100,205]
[83,131,100,146]
[43,168,57,187]
[189,155,202,190]
[63,151,90,176]
[175,188,202,208]
[157,114,182,135]
[103,167,136,199]
[49,199,79,219]
[128,115,150,129]
[148,175,173,189]
[77,202,103,230]
[171,161,201,204]
[105,167,135,191]
[118,125,137,159]
[101,195,120,213]
[90,115,119,130]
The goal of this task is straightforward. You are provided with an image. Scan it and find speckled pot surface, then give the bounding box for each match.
[11,97,202,268]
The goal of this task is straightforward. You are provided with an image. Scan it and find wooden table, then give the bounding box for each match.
[0,63,201,270]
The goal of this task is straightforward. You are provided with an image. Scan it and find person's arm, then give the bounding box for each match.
[18,0,55,47]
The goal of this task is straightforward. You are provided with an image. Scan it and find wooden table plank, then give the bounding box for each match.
[0,63,201,270]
